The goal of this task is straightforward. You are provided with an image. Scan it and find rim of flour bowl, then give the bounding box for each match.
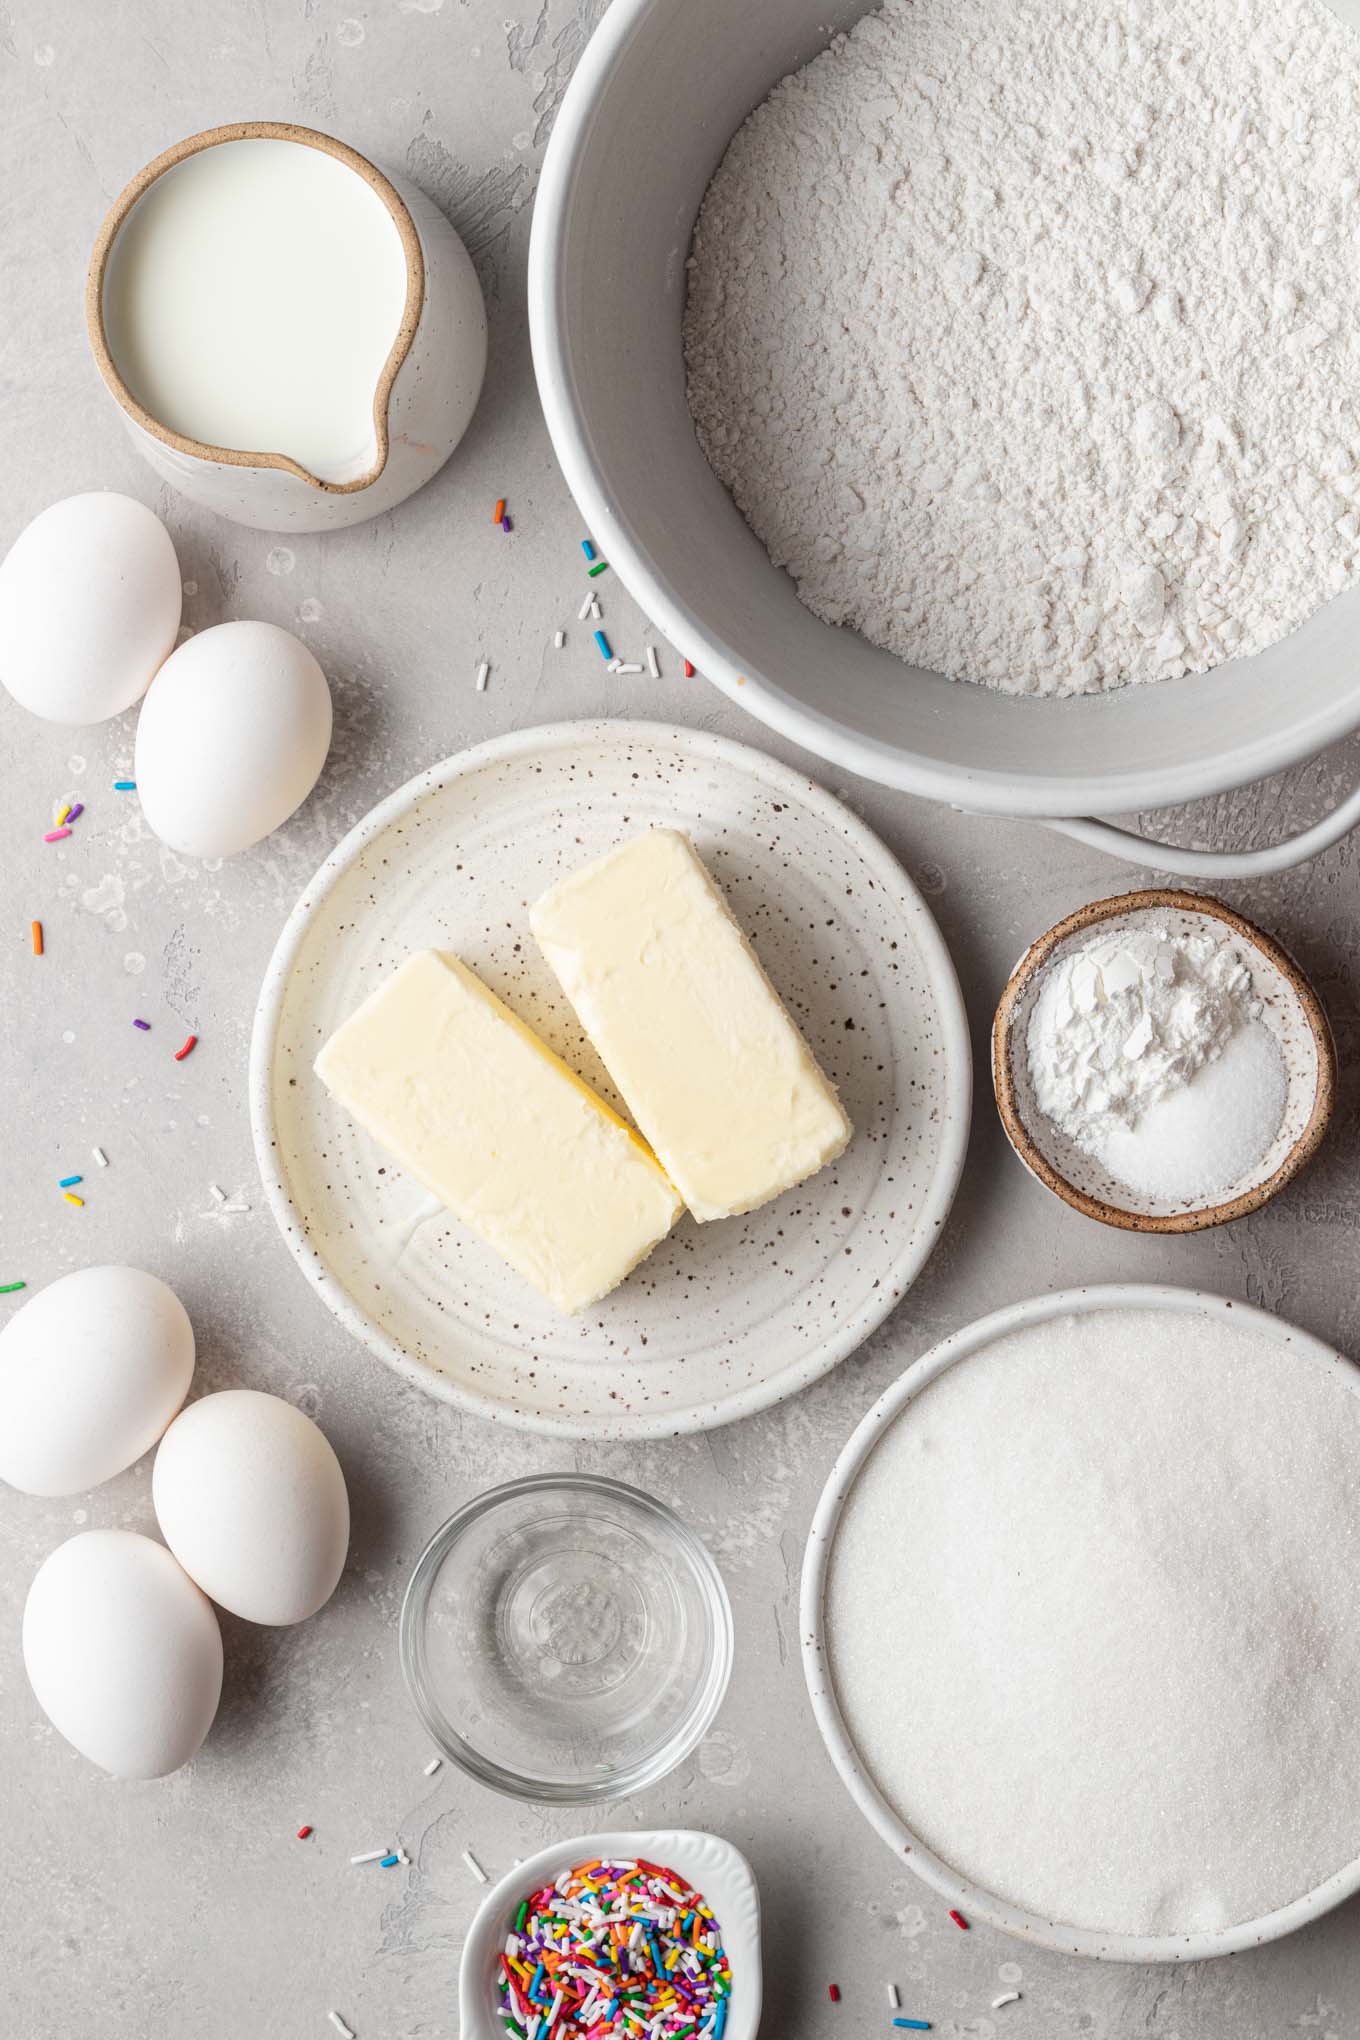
[86,121,424,496]
[991,889,1337,1232]
[801,1282,1360,1962]
[528,0,1360,830]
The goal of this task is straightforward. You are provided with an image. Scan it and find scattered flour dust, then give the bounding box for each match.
[684,0,1360,695]
[826,1307,1360,1936]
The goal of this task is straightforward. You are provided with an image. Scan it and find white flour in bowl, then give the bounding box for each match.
[826,1306,1360,1937]
[684,0,1360,696]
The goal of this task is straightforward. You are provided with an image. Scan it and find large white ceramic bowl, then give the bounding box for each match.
[529,0,1360,877]
[458,1829,761,2040]
[801,1283,1360,1963]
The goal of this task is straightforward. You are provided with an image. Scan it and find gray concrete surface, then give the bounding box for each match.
[2,3,1358,2036]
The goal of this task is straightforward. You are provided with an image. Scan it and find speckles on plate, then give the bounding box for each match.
[252,723,969,1437]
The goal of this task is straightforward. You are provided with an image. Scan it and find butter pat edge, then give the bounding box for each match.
[314,950,682,1315]
[531,829,853,1222]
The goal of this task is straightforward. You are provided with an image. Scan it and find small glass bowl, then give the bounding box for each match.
[399,1473,734,1803]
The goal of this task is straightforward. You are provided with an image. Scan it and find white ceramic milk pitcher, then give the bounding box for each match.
[86,121,487,533]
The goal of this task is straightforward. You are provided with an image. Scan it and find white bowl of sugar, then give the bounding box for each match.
[803,1285,1360,1960]
[991,890,1335,1231]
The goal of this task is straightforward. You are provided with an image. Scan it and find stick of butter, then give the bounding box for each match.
[314,951,682,1315]
[531,829,852,1222]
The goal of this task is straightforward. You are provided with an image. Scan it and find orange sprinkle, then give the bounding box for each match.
[30,920,43,956]
[493,498,506,523]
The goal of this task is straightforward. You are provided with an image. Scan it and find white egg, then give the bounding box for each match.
[23,1530,223,1778]
[153,1389,349,1625]
[0,492,181,723]
[134,618,332,857]
[0,1265,195,1497]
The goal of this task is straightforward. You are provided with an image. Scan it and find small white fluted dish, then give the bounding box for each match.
[458,1830,761,2040]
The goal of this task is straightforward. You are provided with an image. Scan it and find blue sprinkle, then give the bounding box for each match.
[113,780,136,790]
[593,629,613,661]
[58,1175,82,1189]
[893,2023,932,2032]
[582,538,596,560]
[379,1853,400,1868]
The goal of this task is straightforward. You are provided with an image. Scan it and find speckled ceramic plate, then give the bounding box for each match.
[249,720,970,1437]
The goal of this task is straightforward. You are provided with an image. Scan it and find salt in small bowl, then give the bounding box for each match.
[992,889,1335,1233]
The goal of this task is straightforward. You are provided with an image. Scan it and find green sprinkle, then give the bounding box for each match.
[0,1280,26,1294]
[587,560,609,577]
[515,1899,528,1933]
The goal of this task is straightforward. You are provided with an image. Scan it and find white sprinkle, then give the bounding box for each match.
[646,645,661,678]
[616,662,644,674]
[886,1984,900,2009]
[578,591,595,620]
[475,661,490,693]
[328,2015,355,2039]
[349,1848,387,1865]
[991,1992,1021,2009]
[607,658,623,672]
[397,1847,410,1865]
[463,1848,489,1883]
[91,1147,108,1168]
[423,1755,442,1776]
[209,1184,226,1204]
[589,597,602,620]
[554,630,566,649]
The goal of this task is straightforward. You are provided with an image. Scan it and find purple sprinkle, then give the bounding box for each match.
[66,803,84,823]
[133,1019,151,1031]
[500,515,512,534]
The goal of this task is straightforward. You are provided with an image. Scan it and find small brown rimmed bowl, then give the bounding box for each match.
[992,889,1336,1233]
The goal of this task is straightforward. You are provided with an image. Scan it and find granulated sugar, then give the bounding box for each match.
[685,0,1360,696]
[826,1307,1360,1936]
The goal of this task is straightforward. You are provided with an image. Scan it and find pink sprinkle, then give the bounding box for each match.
[43,828,71,843]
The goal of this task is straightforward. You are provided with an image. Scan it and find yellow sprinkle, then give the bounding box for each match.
[63,1191,84,1207]
[55,803,70,826]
